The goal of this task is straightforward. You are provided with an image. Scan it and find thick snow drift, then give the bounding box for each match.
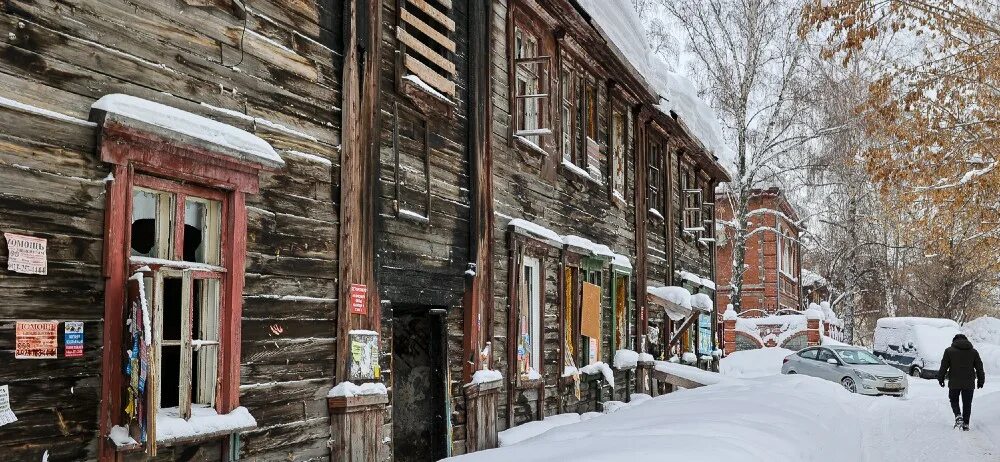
[719,347,793,378]
[447,374,863,462]
[963,316,1000,345]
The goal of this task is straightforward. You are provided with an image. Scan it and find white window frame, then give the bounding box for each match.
[521,256,542,373]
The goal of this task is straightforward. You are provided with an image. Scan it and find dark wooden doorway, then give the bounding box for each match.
[392,305,448,461]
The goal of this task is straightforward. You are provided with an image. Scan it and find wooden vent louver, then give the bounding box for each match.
[398,0,456,98]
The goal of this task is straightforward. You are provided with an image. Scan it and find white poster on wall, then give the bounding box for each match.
[0,385,17,427]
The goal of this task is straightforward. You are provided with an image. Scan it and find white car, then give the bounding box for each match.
[781,346,908,396]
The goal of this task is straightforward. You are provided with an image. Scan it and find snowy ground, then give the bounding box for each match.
[449,349,1000,461]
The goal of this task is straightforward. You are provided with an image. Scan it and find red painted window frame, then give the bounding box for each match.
[97,123,264,459]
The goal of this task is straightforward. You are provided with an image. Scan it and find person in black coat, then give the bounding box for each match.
[938,333,986,430]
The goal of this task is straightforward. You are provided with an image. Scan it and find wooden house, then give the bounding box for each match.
[0,0,728,461]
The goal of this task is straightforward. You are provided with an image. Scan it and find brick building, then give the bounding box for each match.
[715,188,801,317]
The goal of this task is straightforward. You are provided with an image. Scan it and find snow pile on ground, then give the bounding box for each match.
[448,375,863,462]
[498,413,582,447]
[963,316,1000,345]
[976,343,1000,375]
[719,347,792,378]
[654,361,730,386]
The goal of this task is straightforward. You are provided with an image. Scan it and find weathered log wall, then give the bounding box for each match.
[0,0,342,460]
[376,0,472,456]
[489,0,643,432]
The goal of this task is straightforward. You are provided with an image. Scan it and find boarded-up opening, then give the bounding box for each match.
[392,304,447,461]
[581,282,601,364]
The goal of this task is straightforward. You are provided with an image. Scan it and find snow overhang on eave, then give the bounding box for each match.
[91,94,284,170]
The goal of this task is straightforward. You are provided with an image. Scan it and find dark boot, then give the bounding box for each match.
[954,415,964,429]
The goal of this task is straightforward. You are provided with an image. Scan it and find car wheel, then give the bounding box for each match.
[910,367,922,378]
[788,371,796,374]
[842,377,857,393]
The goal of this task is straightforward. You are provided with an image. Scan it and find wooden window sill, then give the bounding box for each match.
[515,135,549,157]
[559,159,602,187]
[515,377,544,390]
[110,424,257,452]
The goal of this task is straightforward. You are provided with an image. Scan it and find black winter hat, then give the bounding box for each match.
[953,334,968,341]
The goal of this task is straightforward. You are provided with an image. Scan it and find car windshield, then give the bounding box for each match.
[835,348,883,365]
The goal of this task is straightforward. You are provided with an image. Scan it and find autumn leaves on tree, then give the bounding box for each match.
[802,1,1000,258]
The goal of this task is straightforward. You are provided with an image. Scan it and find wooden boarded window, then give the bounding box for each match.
[580,266,602,365]
[513,26,552,147]
[563,265,577,371]
[397,0,457,98]
[392,104,432,222]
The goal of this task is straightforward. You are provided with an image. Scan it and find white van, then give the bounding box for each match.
[872,317,961,378]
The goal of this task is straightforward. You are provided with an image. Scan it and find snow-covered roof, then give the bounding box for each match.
[691,293,714,313]
[507,218,632,270]
[575,0,733,175]
[508,218,563,245]
[677,270,716,290]
[801,269,828,287]
[92,94,284,169]
[647,285,693,321]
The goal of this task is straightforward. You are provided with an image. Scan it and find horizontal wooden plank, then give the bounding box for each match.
[397,28,456,76]
[401,10,456,53]
[404,55,456,96]
[407,0,456,32]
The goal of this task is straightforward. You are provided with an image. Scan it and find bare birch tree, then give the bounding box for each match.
[650,0,834,312]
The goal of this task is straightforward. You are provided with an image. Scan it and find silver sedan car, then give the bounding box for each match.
[781,346,908,396]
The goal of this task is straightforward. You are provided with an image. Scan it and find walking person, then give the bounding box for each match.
[938,333,986,431]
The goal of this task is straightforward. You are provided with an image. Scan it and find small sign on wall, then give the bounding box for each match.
[15,321,58,359]
[0,385,16,427]
[349,284,368,315]
[64,321,84,358]
[348,330,379,381]
[4,233,47,275]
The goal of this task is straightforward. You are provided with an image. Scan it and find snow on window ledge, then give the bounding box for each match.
[560,159,602,186]
[648,208,664,221]
[109,425,139,449]
[514,135,548,156]
[471,369,503,385]
[397,208,430,224]
[154,405,257,445]
[402,74,454,105]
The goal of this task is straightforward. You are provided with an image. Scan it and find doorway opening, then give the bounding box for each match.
[391,304,448,461]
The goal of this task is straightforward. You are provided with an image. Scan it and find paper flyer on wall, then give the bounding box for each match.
[0,385,17,427]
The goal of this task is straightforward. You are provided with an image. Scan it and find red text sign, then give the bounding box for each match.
[349,284,368,315]
[15,321,58,359]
